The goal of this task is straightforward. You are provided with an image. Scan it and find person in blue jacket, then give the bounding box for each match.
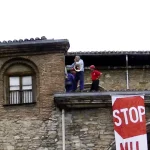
[65,70,75,92]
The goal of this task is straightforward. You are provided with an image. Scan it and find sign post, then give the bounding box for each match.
[112,95,148,150]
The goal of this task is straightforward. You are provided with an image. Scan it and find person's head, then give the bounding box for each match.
[75,56,80,62]
[90,65,95,71]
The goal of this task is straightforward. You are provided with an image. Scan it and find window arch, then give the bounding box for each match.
[1,58,38,105]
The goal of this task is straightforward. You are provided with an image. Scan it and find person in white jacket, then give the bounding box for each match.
[66,56,84,92]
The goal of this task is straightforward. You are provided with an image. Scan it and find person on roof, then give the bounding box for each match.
[65,70,75,92]
[66,56,84,92]
[89,65,102,92]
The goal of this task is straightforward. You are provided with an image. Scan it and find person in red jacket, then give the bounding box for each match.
[90,65,102,92]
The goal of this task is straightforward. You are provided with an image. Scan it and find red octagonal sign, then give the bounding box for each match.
[113,96,146,139]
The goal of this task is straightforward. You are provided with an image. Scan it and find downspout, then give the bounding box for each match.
[126,55,129,89]
[62,109,65,150]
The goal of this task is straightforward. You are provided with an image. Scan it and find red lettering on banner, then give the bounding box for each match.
[136,141,139,150]
[120,142,128,150]
[130,142,133,150]
[120,141,139,150]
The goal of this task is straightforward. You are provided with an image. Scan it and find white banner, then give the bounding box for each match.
[112,95,148,150]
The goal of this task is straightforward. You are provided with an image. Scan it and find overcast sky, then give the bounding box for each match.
[0,0,150,51]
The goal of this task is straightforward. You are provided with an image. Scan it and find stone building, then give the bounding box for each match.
[0,37,69,150]
[55,51,150,150]
[0,37,150,150]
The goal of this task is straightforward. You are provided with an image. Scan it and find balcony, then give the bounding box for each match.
[54,90,150,109]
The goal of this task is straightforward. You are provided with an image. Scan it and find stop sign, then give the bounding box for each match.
[113,96,146,139]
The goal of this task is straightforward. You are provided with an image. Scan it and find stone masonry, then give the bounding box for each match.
[84,68,150,90]
[0,59,148,150]
[0,44,150,150]
[62,106,150,150]
[60,67,150,150]
[0,52,66,150]
[0,37,69,150]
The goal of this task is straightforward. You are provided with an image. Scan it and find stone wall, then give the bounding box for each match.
[129,69,150,90]
[65,108,114,150]
[1,106,150,150]
[0,53,65,150]
[1,53,150,150]
[0,53,65,120]
[63,106,150,150]
[0,107,63,150]
[84,68,150,90]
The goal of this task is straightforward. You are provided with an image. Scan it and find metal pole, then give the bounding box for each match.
[62,109,65,150]
[126,55,129,89]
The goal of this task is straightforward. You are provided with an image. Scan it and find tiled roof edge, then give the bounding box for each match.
[0,36,69,48]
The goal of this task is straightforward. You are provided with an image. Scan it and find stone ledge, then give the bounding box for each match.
[3,102,36,107]
[54,91,150,109]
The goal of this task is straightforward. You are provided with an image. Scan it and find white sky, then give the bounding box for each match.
[0,0,150,52]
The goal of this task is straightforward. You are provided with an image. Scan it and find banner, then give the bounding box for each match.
[112,95,148,150]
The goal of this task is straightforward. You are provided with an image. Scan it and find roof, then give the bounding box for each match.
[0,36,47,45]
[0,36,69,48]
[67,51,150,56]
[0,36,70,55]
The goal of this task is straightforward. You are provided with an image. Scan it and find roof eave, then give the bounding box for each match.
[54,91,150,109]
[0,39,70,54]
[66,51,150,56]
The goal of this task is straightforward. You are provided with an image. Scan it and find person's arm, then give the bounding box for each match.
[66,63,75,68]
[65,67,67,75]
[96,71,102,80]
[65,67,68,79]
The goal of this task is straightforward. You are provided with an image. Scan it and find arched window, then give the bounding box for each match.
[3,63,37,105]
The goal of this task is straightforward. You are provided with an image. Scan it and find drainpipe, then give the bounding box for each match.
[126,55,129,89]
[62,109,65,150]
